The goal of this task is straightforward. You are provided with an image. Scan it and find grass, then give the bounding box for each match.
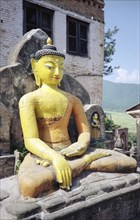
[105,111,136,134]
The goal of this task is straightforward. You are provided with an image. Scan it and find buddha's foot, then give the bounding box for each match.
[30,153,50,167]
[35,158,50,167]
[83,149,111,165]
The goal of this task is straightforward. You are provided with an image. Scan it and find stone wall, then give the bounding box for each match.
[0,155,15,178]
[0,0,23,67]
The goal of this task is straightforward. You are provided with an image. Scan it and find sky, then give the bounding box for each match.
[104,0,140,84]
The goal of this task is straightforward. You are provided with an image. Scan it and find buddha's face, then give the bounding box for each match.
[31,55,64,86]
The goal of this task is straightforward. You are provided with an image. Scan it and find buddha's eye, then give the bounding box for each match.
[59,66,64,70]
[45,65,54,70]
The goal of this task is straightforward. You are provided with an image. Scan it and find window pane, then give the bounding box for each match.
[42,12,52,28]
[80,24,87,39]
[68,37,77,52]
[23,2,53,37]
[80,40,87,54]
[68,21,76,36]
[26,7,37,25]
[42,29,52,38]
[67,16,88,56]
[26,25,37,32]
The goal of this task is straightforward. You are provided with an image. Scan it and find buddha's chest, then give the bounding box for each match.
[35,93,69,118]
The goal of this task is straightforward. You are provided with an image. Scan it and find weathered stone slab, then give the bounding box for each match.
[0,103,11,142]
[0,190,10,201]
[0,170,140,220]
[6,200,41,219]
[7,29,48,72]
[60,74,90,105]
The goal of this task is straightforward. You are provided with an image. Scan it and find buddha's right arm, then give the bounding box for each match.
[19,95,72,189]
[24,138,59,161]
[24,138,72,190]
[19,96,57,162]
[19,95,59,161]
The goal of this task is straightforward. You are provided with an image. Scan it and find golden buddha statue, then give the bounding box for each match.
[18,38,137,198]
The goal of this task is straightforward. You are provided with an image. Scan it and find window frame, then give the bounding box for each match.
[67,16,89,57]
[23,1,53,39]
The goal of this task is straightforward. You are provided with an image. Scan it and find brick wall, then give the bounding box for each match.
[45,0,104,21]
[0,0,23,67]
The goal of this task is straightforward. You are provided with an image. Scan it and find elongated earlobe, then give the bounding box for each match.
[35,75,42,87]
[31,58,42,87]
[31,58,37,72]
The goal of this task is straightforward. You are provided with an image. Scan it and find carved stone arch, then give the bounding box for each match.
[84,104,106,140]
[115,128,128,151]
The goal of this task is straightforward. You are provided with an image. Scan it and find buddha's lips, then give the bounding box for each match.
[53,76,60,80]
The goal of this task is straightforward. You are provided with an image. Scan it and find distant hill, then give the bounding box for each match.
[102,80,140,111]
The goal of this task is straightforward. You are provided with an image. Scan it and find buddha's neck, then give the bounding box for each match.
[41,83,60,92]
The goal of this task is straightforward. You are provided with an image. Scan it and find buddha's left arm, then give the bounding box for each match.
[61,97,91,157]
[73,98,90,146]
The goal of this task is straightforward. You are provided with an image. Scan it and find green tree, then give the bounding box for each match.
[104,26,119,76]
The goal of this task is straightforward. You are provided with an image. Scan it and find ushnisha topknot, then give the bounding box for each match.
[33,37,65,60]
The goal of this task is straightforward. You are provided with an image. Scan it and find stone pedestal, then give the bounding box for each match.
[0,169,140,220]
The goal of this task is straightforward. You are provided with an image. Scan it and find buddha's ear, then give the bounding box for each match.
[31,58,41,87]
[31,58,37,72]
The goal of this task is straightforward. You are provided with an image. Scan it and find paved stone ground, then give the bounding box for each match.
[0,168,140,220]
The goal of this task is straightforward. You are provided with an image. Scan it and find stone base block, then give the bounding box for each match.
[0,169,140,220]
[0,155,15,178]
[0,142,10,156]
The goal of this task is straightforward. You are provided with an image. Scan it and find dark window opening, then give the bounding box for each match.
[67,17,88,56]
[23,1,53,39]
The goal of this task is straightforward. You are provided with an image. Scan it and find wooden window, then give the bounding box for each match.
[23,1,53,39]
[67,17,88,56]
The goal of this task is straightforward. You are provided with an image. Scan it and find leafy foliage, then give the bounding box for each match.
[104,26,119,76]
[128,133,137,146]
[12,144,28,174]
[105,116,120,131]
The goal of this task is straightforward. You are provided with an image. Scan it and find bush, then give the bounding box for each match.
[11,143,28,174]
[128,133,137,146]
[105,116,120,131]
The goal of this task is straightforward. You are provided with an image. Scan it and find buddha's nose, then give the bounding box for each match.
[54,67,60,76]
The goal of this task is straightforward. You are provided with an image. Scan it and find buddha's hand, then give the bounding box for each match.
[52,155,72,190]
[61,142,87,157]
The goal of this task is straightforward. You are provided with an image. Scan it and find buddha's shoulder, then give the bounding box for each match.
[63,91,82,105]
[19,90,39,106]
